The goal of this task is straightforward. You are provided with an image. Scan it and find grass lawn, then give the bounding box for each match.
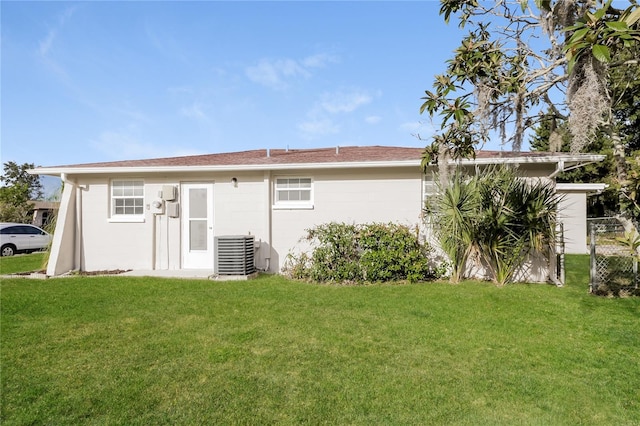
[1,255,639,424]
[0,252,46,275]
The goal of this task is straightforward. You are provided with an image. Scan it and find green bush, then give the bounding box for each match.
[283,222,446,284]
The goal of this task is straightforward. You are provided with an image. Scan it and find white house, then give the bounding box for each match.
[30,200,59,228]
[31,146,604,280]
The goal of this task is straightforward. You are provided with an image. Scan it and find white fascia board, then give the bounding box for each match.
[556,183,608,192]
[451,154,606,166]
[30,153,606,177]
[29,160,422,176]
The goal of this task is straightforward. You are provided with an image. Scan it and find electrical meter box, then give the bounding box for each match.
[166,202,179,218]
[161,185,177,201]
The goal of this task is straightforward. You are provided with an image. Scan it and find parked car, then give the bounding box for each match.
[0,222,52,256]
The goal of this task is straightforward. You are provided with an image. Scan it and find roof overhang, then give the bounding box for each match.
[29,153,606,177]
[556,183,609,194]
[439,154,605,167]
[31,160,422,176]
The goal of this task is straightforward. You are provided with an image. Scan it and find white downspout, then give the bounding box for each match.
[547,159,565,179]
[75,180,82,271]
[151,213,157,270]
[264,171,272,272]
[546,161,563,286]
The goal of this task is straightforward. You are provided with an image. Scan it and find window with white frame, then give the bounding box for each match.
[111,180,144,218]
[274,177,313,208]
[422,173,438,204]
[421,172,440,220]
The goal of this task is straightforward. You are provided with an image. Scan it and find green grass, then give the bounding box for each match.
[0,252,46,275]
[2,255,639,424]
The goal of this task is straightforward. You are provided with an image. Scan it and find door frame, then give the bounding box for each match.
[181,182,214,269]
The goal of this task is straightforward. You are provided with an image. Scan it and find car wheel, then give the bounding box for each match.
[1,244,16,257]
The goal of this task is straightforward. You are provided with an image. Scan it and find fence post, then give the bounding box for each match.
[557,222,565,286]
[589,222,596,293]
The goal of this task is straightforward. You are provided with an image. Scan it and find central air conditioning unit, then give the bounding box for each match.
[214,235,256,276]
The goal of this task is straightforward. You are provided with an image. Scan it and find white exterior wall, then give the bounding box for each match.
[209,172,269,270]
[271,167,423,271]
[63,168,420,274]
[70,172,270,273]
[557,190,588,254]
[79,177,153,271]
[49,161,576,280]
[46,183,77,276]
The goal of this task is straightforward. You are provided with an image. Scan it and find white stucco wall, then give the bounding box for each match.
[271,167,424,271]
[69,172,271,273]
[79,177,153,271]
[209,172,269,270]
[51,162,578,279]
[46,183,77,276]
[557,190,589,254]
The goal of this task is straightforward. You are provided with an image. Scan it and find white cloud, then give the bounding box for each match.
[301,53,338,68]
[180,102,208,121]
[36,5,79,81]
[112,102,152,124]
[298,119,339,138]
[297,89,375,139]
[144,20,189,64]
[38,30,56,58]
[320,90,373,114]
[399,121,422,132]
[91,130,201,161]
[246,52,338,90]
[245,58,309,90]
[167,86,194,95]
[400,121,437,140]
[365,115,382,124]
[38,5,78,57]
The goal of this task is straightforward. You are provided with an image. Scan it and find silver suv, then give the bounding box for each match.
[0,223,51,256]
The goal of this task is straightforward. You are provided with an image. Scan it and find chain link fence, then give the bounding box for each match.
[589,217,640,296]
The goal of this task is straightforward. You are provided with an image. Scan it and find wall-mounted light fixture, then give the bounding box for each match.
[231,177,238,187]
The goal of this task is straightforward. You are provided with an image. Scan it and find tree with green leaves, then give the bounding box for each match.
[0,162,44,223]
[530,40,640,218]
[419,0,640,203]
[530,116,620,216]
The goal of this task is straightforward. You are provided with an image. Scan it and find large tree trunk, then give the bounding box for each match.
[606,123,640,255]
[611,130,629,210]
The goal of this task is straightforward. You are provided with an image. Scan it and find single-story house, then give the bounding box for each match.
[31,146,604,280]
[30,200,60,228]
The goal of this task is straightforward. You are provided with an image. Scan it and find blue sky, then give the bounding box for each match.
[2,1,504,171]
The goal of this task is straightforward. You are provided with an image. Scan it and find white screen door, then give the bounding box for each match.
[182,183,214,269]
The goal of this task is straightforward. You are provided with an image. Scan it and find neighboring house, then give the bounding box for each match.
[31,146,604,280]
[30,200,60,228]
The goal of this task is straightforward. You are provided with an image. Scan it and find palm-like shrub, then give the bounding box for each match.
[429,166,561,286]
[430,171,480,283]
[476,167,560,286]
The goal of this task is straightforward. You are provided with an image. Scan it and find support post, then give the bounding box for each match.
[589,222,597,293]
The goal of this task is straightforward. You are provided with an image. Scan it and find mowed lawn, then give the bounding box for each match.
[1,255,639,425]
[0,252,46,275]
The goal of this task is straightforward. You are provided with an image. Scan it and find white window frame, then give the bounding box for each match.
[109,180,145,222]
[273,177,314,210]
[422,172,438,204]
